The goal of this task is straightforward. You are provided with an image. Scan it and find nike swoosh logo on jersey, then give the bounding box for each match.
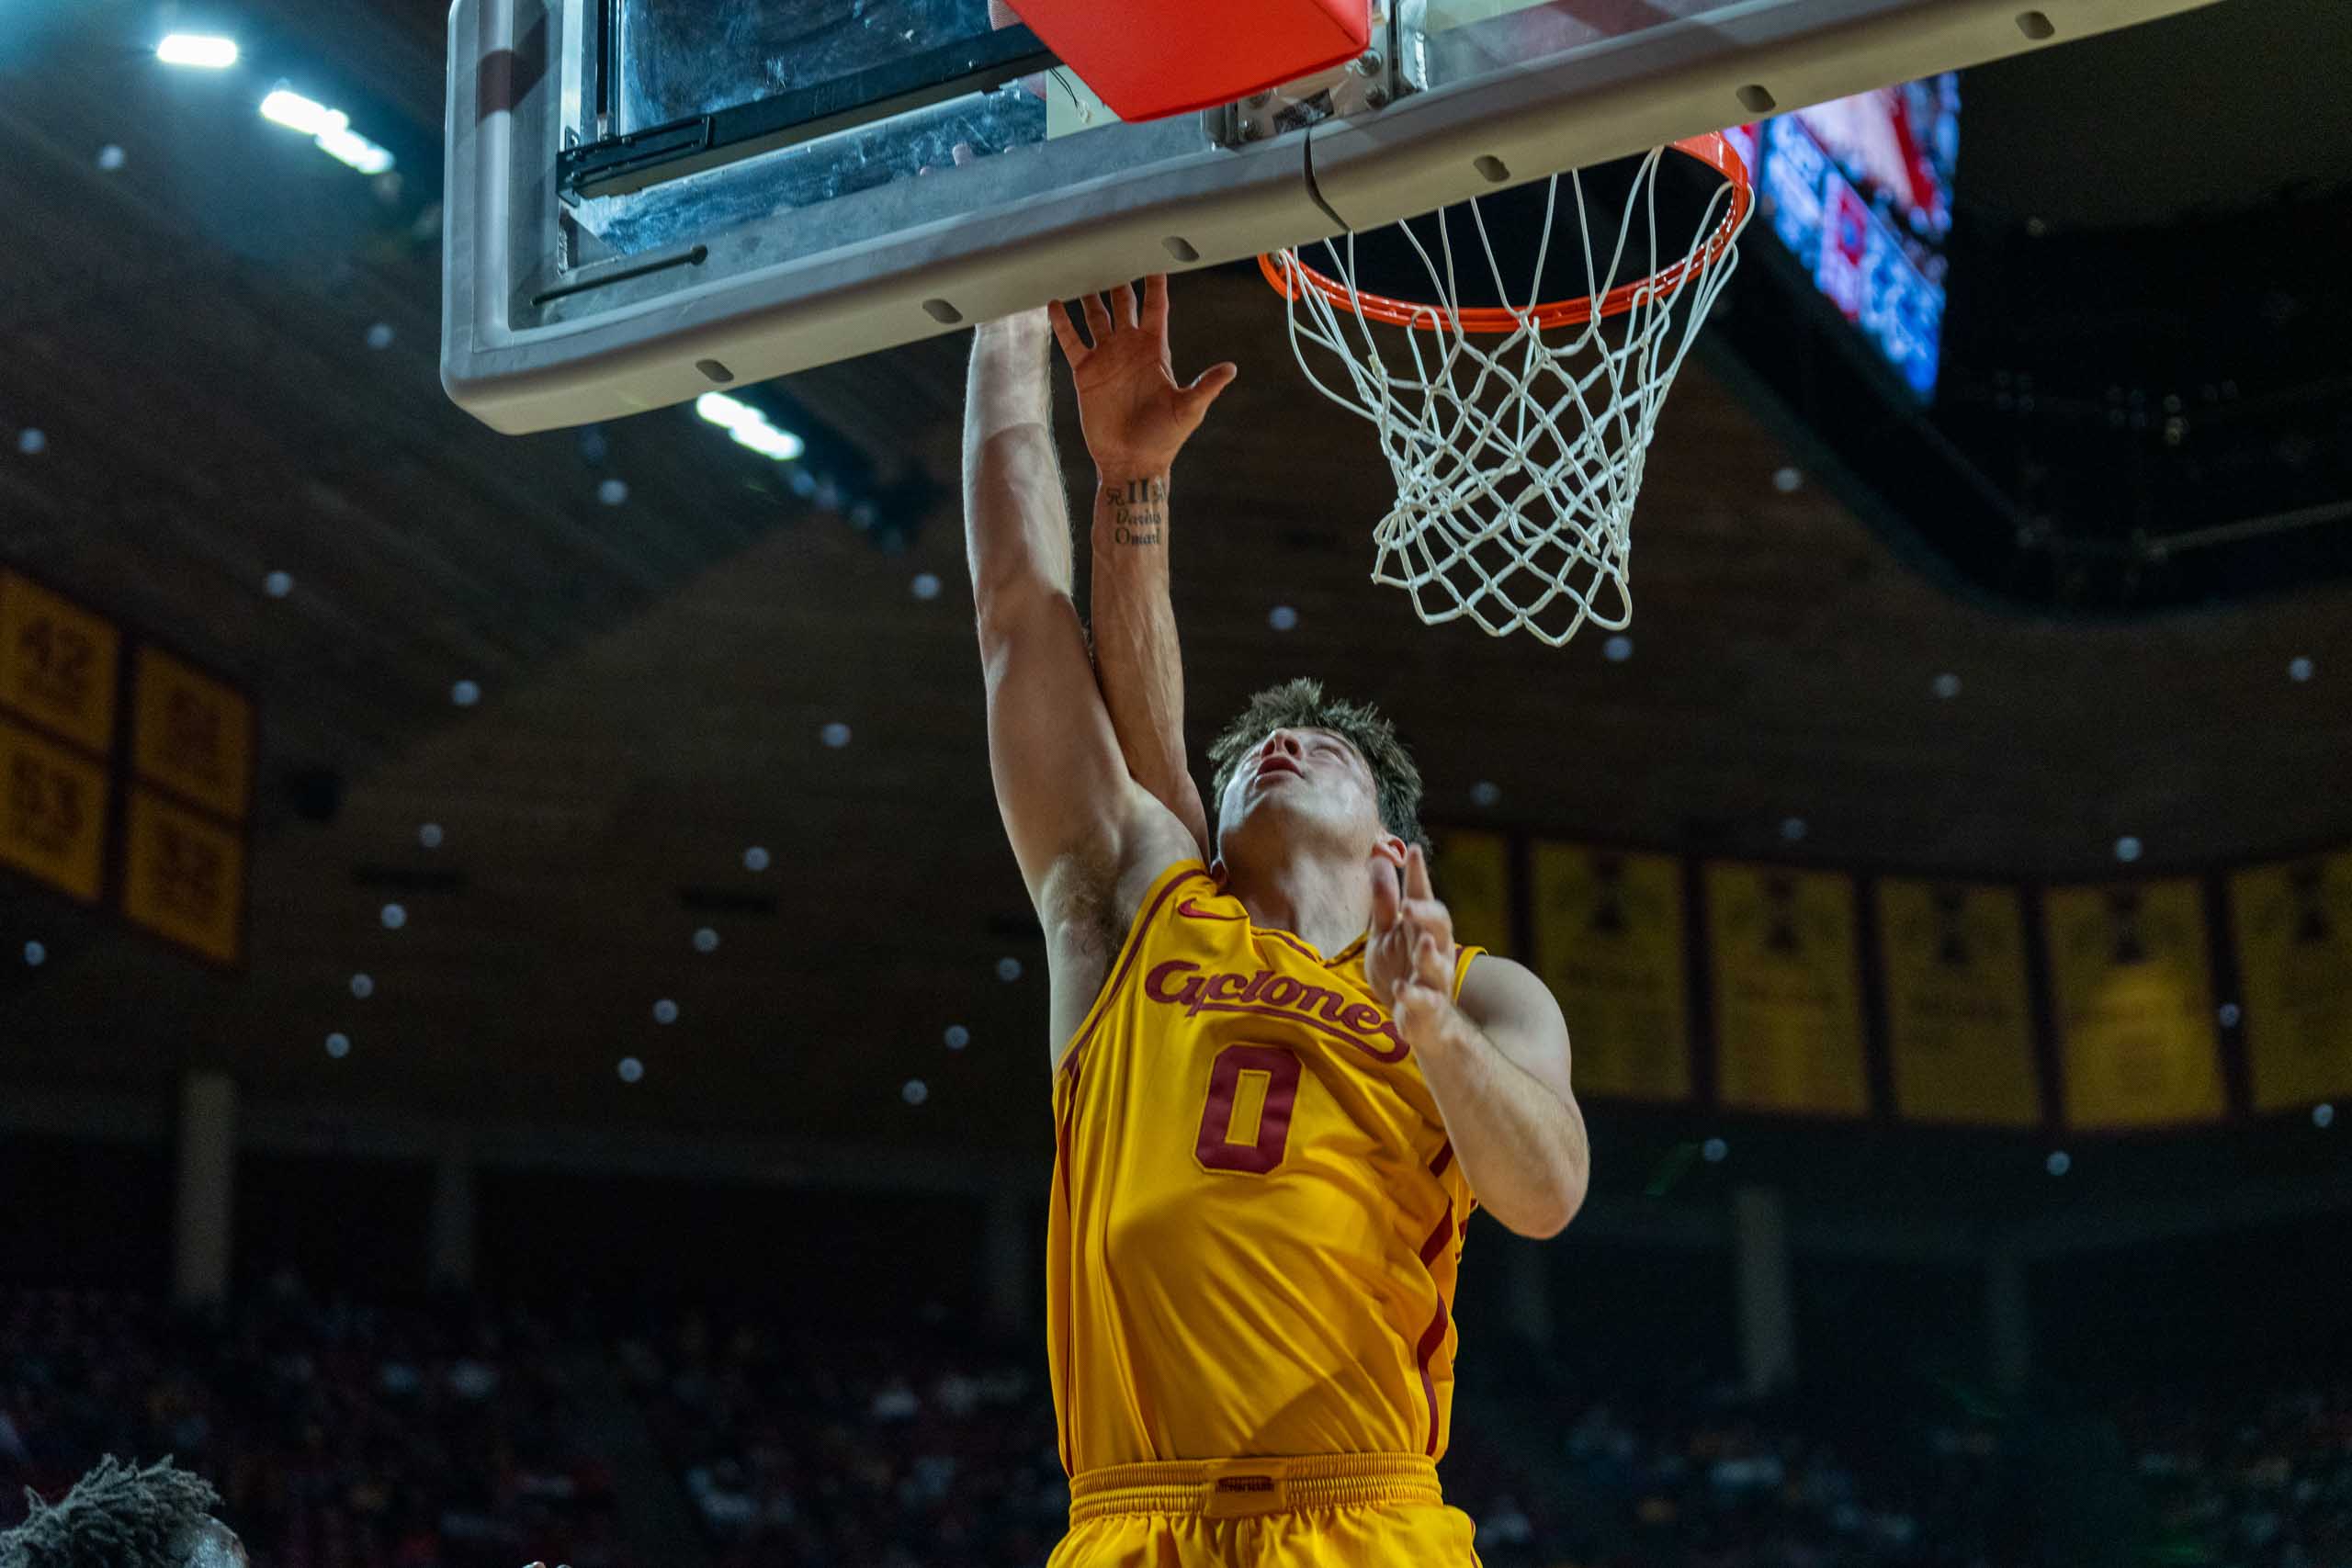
[1178,897,1246,921]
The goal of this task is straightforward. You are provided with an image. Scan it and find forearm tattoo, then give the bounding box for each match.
[1108,476,1167,547]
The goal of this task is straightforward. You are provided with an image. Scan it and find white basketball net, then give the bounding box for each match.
[1270,146,1751,647]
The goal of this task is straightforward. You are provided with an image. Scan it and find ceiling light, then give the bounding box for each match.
[259,89,394,175]
[159,34,240,68]
[695,392,805,460]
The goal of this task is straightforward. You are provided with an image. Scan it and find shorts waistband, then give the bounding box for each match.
[1068,1452,1442,1524]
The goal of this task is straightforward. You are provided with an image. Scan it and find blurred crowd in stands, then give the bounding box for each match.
[0,1277,628,1568]
[5,1279,2346,1568]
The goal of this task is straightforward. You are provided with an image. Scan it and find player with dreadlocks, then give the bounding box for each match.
[0,1456,245,1568]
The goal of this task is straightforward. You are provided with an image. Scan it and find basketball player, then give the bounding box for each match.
[0,1456,247,1568]
[963,275,1590,1566]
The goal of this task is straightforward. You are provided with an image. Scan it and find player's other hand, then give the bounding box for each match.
[1049,275,1238,481]
[1368,844,1457,1048]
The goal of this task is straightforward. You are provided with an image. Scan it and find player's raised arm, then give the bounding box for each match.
[963,310,1161,909]
[1053,276,1235,859]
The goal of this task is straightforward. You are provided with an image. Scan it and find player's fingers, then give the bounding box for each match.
[1180,362,1238,422]
[1406,843,1435,901]
[1395,977,1443,1032]
[952,141,977,166]
[1111,281,1139,328]
[1142,272,1170,328]
[1047,299,1088,361]
[1404,897,1453,945]
[1080,292,1114,342]
[1414,931,1449,989]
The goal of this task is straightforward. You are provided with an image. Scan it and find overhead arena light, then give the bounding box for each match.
[258,88,396,175]
[158,34,240,68]
[695,392,805,461]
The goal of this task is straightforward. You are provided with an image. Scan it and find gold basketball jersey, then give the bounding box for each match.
[1048,857,1487,1475]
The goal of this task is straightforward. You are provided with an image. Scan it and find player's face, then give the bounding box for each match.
[1217,727,1384,857]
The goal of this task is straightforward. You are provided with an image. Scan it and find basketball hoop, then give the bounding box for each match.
[1260,134,1753,647]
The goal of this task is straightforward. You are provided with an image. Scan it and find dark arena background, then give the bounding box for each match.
[4,2,2351,1566]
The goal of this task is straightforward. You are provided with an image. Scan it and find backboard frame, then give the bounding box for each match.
[444,0,2223,435]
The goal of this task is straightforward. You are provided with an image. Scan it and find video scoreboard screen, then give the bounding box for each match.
[1724,74,1961,400]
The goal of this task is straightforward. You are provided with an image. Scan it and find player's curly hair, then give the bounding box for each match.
[1,1456,226,1568]
[1208,677,1427,852]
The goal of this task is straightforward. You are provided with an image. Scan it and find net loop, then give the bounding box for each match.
[1260,135,1752,647]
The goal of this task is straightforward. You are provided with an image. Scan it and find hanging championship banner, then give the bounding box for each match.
[132,646,254,822]
[0,714,110,904]
[0,572,121,756]
[1433,827,1511,957]
[1704,863,1869,1116]
[2228,851,2352,1112]
[1530,843,1691,1101]
[2044,879,2223,1128]
[120,788,246,965]
[1877,879,2041,1126]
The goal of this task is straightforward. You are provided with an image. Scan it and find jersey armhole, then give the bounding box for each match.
[1450,946,1488,1215]
[1450,945,1487,1003]
[1054,856,1206,1080]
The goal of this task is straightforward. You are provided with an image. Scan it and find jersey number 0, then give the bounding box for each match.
[1194,1043,1302,1175]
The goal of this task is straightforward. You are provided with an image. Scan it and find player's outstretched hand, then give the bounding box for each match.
[1049,275,1238,481]
[1368,844,1457,1048]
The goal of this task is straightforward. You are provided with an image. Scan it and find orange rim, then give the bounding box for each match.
[1259,133,1752,333]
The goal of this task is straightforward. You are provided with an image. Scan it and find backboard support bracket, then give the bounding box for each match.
[1220,0,1425,145]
